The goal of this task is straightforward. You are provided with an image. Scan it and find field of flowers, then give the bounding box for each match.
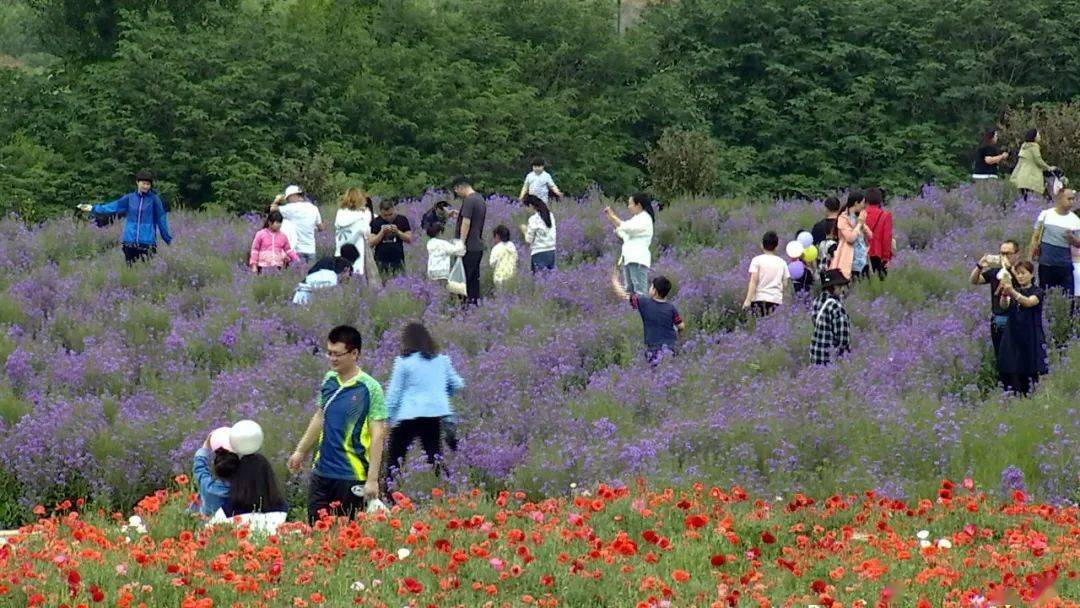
[0,183,1078,531]
[1,477,1077,606]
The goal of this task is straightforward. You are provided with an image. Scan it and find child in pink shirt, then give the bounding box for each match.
[249,210,300,272]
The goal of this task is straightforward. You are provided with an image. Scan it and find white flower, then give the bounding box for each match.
[128,515,143,526]
[916,530,930,540]
[936,538,952,549]
[397,548,411,560]
[569,482,577,489]
[919,540,932,549]
[350,581,366,592]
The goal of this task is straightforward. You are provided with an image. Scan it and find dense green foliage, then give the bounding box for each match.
[2,0,1080,219]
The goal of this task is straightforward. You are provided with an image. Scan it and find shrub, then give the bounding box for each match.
[646,129,719,199]
[1001,103,1080,181]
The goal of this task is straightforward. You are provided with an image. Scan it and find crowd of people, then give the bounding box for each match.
[75,142,1074,523]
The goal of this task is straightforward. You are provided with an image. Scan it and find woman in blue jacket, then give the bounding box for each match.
[384,323,464,488]
[78,169,173,264]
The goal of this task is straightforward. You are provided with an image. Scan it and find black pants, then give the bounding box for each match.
[990,316,1008,356]
[750,301,777,317]
[307,473,366,524]
[386,417,444,488]
[123,244,157,265]
[1038,264,1073,296]
[870,256,888,280]
[376,260,404,278]
[462,250,483,305]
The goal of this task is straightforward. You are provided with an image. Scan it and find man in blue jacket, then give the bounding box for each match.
[78,169,173,264]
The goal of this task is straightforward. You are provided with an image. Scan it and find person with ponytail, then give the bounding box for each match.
[519,194,557,272]
[604,193,656,294]
[248,210,300,273]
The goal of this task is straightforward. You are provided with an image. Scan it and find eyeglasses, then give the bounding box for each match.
[326,349,357,360]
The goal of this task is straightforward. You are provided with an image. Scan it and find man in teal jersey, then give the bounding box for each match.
[288,325,388,523]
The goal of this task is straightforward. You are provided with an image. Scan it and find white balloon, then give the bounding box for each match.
[797,231,814,248]
[229,420,264,456]
[785,241,805,259]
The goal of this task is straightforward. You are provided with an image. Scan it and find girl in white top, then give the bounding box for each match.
[425,223,465,281]
[334,188,374,275]
[603,193,655,294]
[519,195,557,272]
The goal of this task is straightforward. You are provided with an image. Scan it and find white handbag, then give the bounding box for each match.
[447,257,467,296]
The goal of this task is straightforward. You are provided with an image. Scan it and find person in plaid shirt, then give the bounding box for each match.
[810,269,851,365]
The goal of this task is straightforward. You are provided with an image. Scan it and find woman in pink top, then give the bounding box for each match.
[249,210,300,273]
[830,193,872,279]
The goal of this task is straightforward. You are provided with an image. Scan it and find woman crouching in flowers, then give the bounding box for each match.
[996,261,1048,395]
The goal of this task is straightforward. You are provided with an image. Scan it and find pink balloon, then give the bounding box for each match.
[788,260,805,280]
[209,426,233,452]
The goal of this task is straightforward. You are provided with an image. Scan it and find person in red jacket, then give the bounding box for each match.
[864,187,893,280]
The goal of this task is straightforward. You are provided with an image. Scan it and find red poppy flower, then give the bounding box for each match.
[403,578,424,594]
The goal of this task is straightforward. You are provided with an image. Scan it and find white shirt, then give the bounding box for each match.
[524,212,556,254]
[292,269,338,305]
[748,253,790,305]
[615,211,654,268]
[524,171,556,202]
[278,201,322,256]
[427,237,465,280]
[335,208,372,273]
[489,241,518,284]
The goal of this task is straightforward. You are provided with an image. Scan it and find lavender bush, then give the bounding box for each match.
[0,183,1077,524]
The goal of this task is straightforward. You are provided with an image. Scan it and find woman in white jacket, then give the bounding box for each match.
[603,192,655,294]
[334,188,374,275]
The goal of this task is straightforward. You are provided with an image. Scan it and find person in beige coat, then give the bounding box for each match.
[1010,129,1057,199]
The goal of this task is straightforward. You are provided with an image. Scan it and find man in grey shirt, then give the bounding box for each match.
[452,176,487,305]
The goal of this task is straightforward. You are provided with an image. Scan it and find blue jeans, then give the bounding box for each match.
[531,250,556,272]
[622,263,649,295]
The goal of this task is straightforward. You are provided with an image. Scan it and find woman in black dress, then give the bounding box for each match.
[996,261,1048,395]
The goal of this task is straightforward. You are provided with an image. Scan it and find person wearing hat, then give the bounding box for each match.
[77,169,173,264]
[271,185,324,264]
[810,269,852,365]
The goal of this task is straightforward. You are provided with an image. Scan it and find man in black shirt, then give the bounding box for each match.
[972,129,1009,180]
[970,239,1021,354]
[451,176,487,305]
[368,200,413,277]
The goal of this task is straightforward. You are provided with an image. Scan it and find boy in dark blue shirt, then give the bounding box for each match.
[611,271,685,358]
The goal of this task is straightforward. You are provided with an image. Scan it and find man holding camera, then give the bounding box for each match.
[970,240,1021,354]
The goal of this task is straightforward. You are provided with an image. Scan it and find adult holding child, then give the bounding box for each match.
[77,169,172,264]
[288,325,389,523]
[519,194,557,272]
[604,193,656,295]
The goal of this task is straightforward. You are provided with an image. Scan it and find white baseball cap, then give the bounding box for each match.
[284,185,304,198]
